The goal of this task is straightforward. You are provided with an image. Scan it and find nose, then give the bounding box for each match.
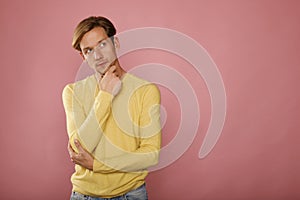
[93,48,103,59]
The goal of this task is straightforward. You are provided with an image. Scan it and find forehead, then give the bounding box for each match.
[80,27,108,50]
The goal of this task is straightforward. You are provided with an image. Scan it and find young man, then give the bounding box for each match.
[62,16,161,199]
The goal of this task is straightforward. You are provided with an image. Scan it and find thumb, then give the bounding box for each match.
[74,139,83,151]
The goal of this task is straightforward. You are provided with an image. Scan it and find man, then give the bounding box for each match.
[62,16,161,200]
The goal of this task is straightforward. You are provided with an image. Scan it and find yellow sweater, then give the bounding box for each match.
[62,73,161,198]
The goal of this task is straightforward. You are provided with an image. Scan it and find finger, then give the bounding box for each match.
[67,142,80,164]
[70,152,80,164]
[67,142,72,150]
[69,142,77,152]
[70,152,77,163]
[74,139,85,152]
[102,65,115,77]
[108,65,116,73]
[71,158,79,165]
[112,69,119,77]
[68,143,75,157]
[67,142,71,152]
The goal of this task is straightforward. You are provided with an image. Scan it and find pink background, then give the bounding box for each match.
[1,0,299,199]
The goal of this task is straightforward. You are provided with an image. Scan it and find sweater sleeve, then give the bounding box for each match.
[62,84,113,153]
[92,84,162,173]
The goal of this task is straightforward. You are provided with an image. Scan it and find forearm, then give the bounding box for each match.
[63,84,113,153]
[91,84,162,173]
[77,91,112,151]
[93,134,161,173]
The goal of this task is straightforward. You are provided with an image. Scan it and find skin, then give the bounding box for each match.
[68,140,93,170]
[68,27,126,170]
[80,27,125,93]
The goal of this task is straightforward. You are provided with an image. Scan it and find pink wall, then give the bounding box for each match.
[1,0,299,199]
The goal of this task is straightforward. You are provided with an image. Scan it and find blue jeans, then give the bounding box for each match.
[70,184,148,200]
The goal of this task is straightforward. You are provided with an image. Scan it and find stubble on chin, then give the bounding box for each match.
[95,64,109,76]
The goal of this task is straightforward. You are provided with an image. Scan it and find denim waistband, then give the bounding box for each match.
[71,183,147,200]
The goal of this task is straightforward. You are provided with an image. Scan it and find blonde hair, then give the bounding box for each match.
[72,16,116,51]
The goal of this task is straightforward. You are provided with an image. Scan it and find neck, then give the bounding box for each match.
[113,60,126,78]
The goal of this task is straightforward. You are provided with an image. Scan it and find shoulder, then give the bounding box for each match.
[62,75,95,98]
[124,73,148,85]
[124,73,160,98]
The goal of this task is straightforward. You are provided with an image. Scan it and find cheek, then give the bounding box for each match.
[105,50,117,60]
[86,58,95,68]
[103,46,117,56]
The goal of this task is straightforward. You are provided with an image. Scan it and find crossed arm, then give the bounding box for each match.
[63,81,161,172]
[68,139,94,170]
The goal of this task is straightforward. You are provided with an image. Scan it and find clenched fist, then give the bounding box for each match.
[99,65,122,96]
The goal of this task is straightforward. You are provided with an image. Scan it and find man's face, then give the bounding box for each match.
[80,27,117,75]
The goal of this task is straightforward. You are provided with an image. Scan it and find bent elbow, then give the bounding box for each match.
[148,150,160,167]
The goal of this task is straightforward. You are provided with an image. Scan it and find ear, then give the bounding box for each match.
[113,37,120,50]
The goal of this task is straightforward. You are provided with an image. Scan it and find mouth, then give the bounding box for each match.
[95,61,108,67]
[95,61,110,71]
[94,59,116,75]
[94,61,111,75]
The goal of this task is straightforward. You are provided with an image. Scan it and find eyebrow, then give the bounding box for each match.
[82,38,107,52]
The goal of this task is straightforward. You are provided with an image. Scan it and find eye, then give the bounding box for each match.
[84,49,92,55]
[99,41,107,48]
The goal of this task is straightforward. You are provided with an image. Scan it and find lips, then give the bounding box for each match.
[95,61,108,67]
[94,61,110,74]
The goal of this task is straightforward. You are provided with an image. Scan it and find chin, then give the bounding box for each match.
[96,67,107,75]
